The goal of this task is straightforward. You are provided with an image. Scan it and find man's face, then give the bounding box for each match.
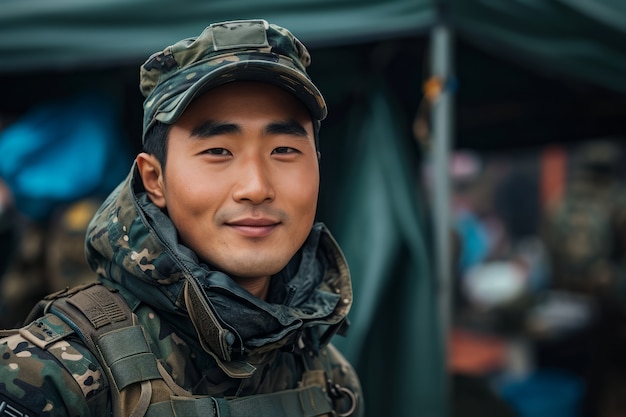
[148,81,319,281]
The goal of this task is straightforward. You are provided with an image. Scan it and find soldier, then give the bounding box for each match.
[0,19,363,417]
[540,140,626,417]
[543,140,626,296]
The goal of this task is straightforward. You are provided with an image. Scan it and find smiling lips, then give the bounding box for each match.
[226,218,281,238]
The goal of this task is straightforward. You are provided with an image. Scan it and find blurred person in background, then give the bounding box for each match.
[543,140,626,297]
[541,139,626,417]
[0,91,131,328]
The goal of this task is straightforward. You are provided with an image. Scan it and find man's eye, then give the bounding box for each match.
[204,148,231,156]
[272,147,298,154]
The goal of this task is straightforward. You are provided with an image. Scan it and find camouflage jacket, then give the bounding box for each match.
[0,165,363,417]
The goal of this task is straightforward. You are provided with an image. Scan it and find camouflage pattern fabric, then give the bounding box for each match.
[0,164,362,416]
[0,313,108,416]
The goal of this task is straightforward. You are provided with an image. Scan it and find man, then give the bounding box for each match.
[0,19,362,417]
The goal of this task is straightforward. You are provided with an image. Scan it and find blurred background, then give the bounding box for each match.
[2,1,626,416]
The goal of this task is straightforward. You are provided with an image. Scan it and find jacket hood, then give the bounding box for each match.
[85,164,352,373]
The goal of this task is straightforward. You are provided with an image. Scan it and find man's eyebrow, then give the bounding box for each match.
[265,120,309,137]
[190,120,240,138]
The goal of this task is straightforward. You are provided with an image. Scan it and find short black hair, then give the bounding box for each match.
[142,122,171,170]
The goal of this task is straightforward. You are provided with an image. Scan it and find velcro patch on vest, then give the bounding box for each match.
[19,313,74,350]
[67,285,128,329]
[0,392,39,417]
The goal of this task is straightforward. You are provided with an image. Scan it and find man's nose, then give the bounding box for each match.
[232,156,275,204]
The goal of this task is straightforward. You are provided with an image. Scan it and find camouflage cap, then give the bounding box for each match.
[140,19,327,142]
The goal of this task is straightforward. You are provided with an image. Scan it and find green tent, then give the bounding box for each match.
[2,1,626,416]
[2,0,626,93]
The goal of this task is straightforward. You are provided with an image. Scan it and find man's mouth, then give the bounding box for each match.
[226,217,281,238]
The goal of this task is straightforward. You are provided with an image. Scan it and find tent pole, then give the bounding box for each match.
[430,23,455,374]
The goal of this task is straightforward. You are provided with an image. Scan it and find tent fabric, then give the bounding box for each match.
[0,0,436,72]
[323,87,445,417]
[2,0,626,92]
[449,0,626,93]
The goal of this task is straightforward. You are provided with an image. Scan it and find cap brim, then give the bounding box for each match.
[147,60,326,135]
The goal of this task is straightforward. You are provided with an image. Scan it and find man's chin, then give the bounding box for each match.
[220,255,289,280]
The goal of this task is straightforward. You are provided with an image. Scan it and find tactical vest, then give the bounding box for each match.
[10,283,356,417]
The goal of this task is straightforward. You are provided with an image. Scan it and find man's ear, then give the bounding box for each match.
[136,152,166,208]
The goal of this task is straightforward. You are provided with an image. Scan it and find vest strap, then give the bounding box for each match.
[227,385,333,417]
[146,385,332,417]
